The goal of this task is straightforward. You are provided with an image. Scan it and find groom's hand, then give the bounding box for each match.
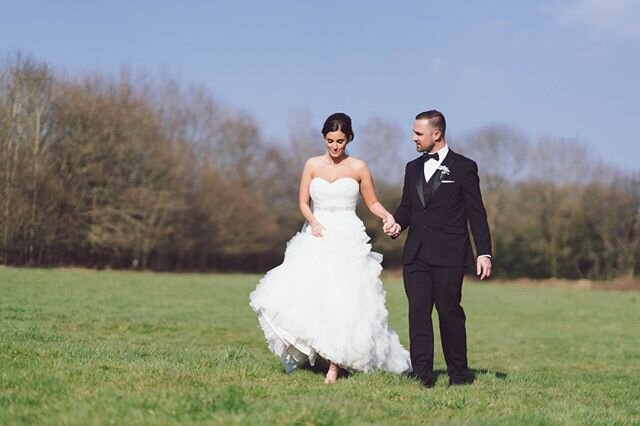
[476,256,492,280]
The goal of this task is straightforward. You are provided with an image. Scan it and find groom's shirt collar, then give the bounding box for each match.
[423,144,449,182]
[433,144,449,162]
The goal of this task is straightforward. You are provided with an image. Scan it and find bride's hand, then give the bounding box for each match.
[382,214,396,233]
[310,222,325,237]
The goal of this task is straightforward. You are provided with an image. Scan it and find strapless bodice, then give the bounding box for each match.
[310,177,359,212]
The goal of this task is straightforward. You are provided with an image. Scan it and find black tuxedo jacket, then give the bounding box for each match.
[394,149,492,267]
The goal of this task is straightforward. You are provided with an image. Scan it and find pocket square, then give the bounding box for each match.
[441,180,455,183]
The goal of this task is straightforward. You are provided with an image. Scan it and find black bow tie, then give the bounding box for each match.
[422,152,439,162]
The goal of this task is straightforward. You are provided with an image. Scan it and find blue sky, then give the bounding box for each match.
[1,0,639,170]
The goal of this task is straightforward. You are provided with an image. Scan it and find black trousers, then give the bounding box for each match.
[403,249,468,383]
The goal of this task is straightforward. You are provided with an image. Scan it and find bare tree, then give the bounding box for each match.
[355,116,405,185]
[0,53,54,264]
[460,125,531,189]
[2,52,638,277]
[287,108,321,168]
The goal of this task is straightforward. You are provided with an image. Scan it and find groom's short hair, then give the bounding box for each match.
[416,110,446,137]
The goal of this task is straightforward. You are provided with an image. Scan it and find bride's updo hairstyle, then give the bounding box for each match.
[322,112,354,142]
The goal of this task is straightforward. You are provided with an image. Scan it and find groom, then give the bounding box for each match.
[385,110,492,387]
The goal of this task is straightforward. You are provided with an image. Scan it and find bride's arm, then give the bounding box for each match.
[358,162,395,226]
[299,159,324,236]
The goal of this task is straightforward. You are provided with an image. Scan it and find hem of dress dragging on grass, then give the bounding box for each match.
[252,306,410,375]
[255,308,319,373]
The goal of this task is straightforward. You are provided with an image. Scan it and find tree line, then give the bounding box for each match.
[1,53,638,279]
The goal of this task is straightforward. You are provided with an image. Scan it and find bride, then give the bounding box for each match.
[249,112,411,384]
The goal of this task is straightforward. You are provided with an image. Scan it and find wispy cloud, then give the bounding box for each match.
[547,0,640,39]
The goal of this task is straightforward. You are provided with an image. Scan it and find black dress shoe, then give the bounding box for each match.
[419,378,436,388]
[449,376,472,386]
[409,372,436,388]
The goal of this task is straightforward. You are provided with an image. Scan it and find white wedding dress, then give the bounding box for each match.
[249,177,411,374]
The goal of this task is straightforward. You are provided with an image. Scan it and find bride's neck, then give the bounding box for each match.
[326,154,348,165]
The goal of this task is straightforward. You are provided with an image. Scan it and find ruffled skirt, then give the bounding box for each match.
[249,214,411,374]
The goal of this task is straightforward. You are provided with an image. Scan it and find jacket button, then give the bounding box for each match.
[422,225,427,229]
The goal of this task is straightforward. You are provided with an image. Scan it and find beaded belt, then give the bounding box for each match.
[314,204,356,212]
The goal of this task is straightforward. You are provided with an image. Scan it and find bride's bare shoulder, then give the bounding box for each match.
[304,156,325,169]
[306,155,326,165]
[347,156,368,170]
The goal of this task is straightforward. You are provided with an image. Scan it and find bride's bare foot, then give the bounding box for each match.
[324,363,339,384]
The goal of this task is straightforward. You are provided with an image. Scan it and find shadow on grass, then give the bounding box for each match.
[286,356,508,385]
[297,358,510,385]
[471,368,508,380]
[431,368,508,385]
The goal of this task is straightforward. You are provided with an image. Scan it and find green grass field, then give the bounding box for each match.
[1,267,639,425]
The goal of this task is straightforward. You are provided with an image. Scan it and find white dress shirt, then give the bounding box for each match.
[423,145,449,182]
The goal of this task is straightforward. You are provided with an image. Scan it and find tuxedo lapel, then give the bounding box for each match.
[415,160,426,208]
